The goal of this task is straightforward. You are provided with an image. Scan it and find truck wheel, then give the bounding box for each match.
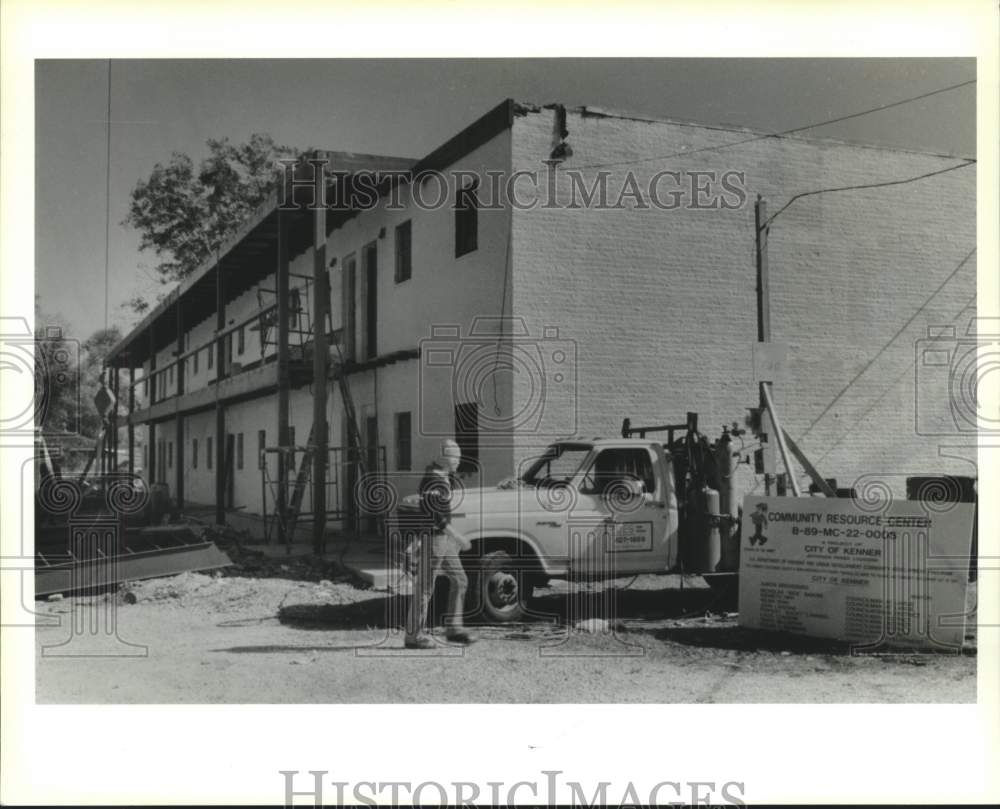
[470,550,531,624]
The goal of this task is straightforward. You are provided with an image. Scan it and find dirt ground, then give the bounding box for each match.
[34,560,977,703]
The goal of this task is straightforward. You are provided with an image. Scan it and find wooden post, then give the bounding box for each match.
[148,422,156,485]
[100,368,108,477]
[276,206,291,549]
[111,360,121,472]
[128,363,135,477]
[761,380,801,497]
[175,305,185,511]
[215,258,226,525]
[312,162,329,555]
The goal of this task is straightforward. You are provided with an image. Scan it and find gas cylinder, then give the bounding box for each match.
[699,485,721,572]
[715,427,740,572]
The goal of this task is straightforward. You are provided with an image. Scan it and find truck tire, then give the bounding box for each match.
[469,550,532,624]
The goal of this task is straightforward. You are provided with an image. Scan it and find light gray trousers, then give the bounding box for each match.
[405,532,468,640]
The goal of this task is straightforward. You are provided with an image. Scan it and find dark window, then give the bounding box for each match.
[395,412,412,471]
[579,448,656,496]
[168,441,173,469]
[455,180,479,257]
[394,220,412,283]
[363,242,378,359]
[192,438,198,469]
[454,401,479,475]
[258,429,266,470]
[167,365,174,386]
[207,436,213,470]
[236,433,244,470]
[207,343,214,370]
[193,349,199,374]
[143,378,148,397]
[237,326,245,356]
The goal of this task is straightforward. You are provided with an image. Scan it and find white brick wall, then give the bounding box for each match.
[511,107,976,497]
[138,101,977,525]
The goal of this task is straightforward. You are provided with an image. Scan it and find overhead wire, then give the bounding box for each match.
[764,159,976,229]
[797,246,977,442]
[104,59,112,332]
[808,284,981,468]
[567,79,975,172]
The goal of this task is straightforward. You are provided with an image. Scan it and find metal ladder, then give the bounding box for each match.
[283,422,315,541]
[332,340,367,477]
[280,339,369,542]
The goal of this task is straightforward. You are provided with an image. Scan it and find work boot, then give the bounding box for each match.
[445,629,477,645]
[404,636,434,650]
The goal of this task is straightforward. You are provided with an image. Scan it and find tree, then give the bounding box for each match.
[77,326,123,434]
[34,305,125,450]
[123,134,301,306]
[34,302,80,442]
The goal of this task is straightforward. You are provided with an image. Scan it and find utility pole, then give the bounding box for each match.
[755,195,800,497]
[755,195,775,496]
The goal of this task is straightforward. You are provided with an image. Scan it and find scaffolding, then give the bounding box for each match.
[260,444,386,546]
[251,272,333,361]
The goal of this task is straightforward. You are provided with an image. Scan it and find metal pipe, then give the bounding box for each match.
[760,382,801,497]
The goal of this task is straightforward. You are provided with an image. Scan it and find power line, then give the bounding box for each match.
[808,286,979,469]
[780,78,976,136]
[104,59,112,332]
[798,246,977,442]
[764,159,976,228]
[569,78,975,172]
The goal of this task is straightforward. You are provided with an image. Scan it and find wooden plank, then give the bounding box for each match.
[782,431,837,498]
[760,382,802,497]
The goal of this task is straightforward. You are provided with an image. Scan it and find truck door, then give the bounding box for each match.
[569,445,671,577]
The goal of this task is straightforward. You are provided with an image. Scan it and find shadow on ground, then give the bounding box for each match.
[277,584,722,631]
[651,625,852,654]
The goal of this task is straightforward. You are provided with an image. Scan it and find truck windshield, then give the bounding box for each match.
[520,443,592,487]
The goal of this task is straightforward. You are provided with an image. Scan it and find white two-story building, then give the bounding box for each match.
[104,98,976,542]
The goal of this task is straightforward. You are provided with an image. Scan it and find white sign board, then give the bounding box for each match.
[738,496,974,650]
[753,341,788,384]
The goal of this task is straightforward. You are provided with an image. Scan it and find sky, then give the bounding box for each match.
[34,57,976,341]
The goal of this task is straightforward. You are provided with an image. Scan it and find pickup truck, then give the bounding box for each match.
[394,429,738,623]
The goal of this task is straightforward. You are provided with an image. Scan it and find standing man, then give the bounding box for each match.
[405,439,477,649]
